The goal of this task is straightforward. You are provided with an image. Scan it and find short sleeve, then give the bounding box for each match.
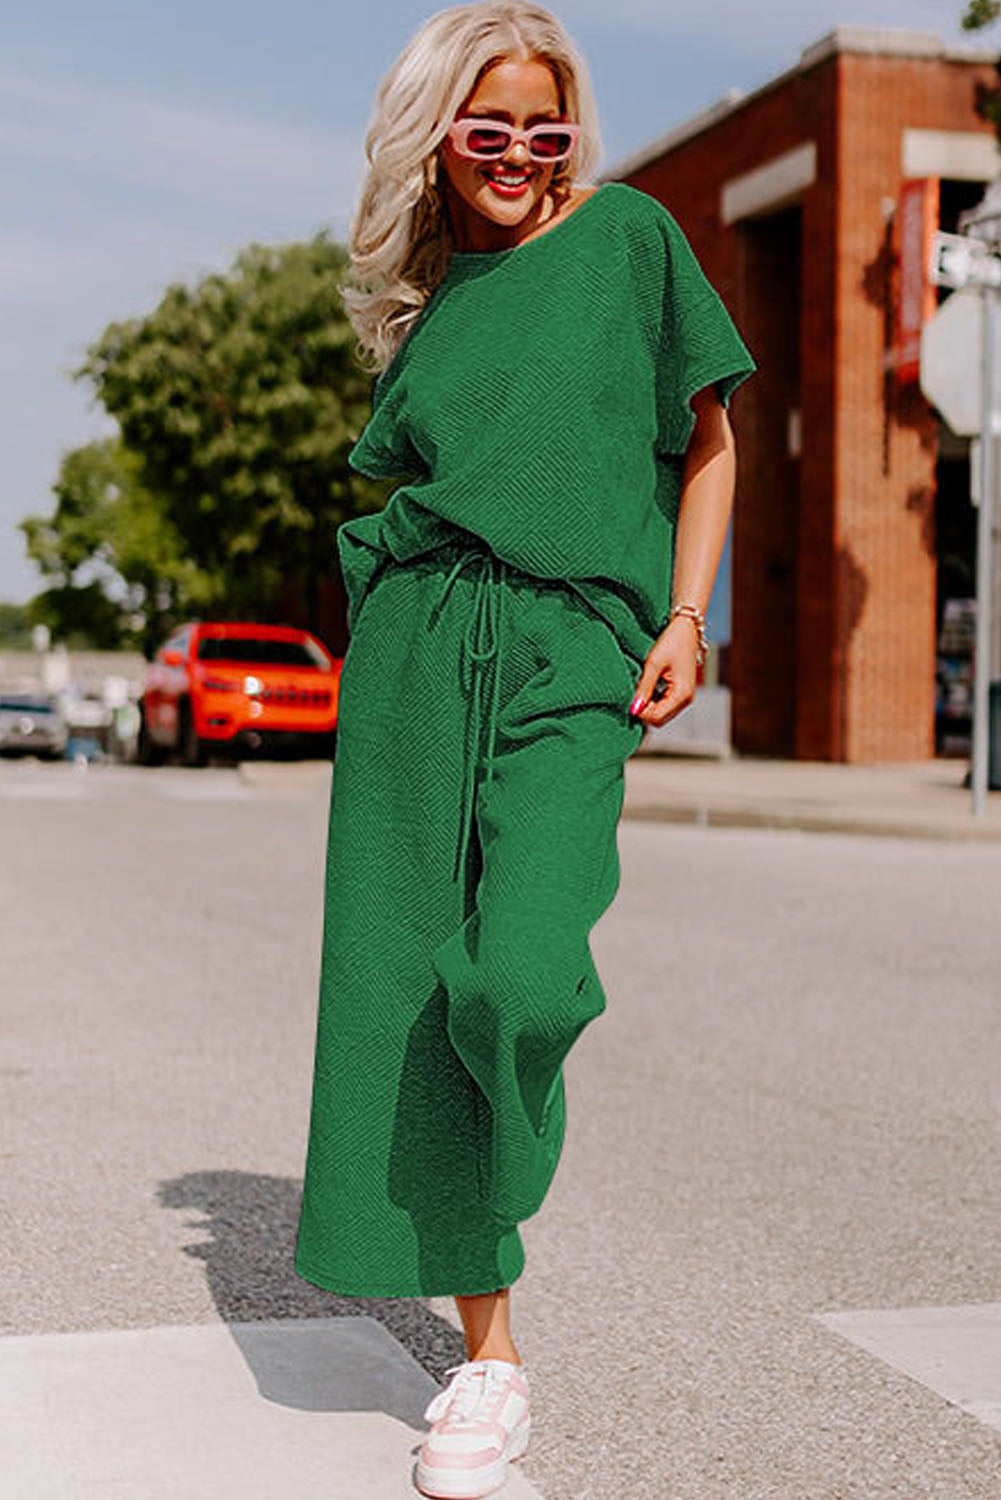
[347,369,426,480]
[653,208,757,457]
[347,405,424,480]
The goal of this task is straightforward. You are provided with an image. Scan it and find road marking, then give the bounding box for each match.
[815,1302,1001,1432]
[0,1317,544,1499]
[0,776,89,799]
[152,777,255,801]
[0,768,329,801]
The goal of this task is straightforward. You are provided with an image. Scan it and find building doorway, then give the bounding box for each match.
[731,202,802,756]
[932,179,987,756]
[934,433,976,755]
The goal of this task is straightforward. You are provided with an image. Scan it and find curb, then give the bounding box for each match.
[621,801,1001,842]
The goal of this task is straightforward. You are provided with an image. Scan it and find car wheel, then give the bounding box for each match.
[178,701,207,768]
[136,706,166,766]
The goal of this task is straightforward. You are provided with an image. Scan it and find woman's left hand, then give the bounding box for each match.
[628,616,700,727]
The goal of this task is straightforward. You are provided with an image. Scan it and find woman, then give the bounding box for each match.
[295,3,756,1495]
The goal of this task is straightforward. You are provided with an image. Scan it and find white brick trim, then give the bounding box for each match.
[720,142,817,225]
[902,127,1000,181]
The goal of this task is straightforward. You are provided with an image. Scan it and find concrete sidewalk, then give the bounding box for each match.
[235,749,1001,843]
[0,1318,543,1500]
[623,751,1001,841]
[235,743,1001,844]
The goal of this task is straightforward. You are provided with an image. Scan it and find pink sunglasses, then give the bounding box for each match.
[447,116,580,163]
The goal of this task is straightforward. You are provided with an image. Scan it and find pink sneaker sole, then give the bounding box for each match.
[415,1415,530,1499]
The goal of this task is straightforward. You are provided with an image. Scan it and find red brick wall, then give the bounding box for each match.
[836,53,992,760]
[622,45,997,761]
[626,55,843,759]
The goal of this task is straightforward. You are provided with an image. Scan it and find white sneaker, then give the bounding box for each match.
[415,1357,531,1498]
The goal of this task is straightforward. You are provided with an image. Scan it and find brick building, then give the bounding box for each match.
[601,26,1000,761]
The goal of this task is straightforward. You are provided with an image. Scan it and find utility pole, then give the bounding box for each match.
[928,190,1001,815]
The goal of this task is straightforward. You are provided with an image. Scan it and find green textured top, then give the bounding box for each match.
[341,180,757,666]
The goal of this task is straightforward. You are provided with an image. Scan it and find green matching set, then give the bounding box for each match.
[294,181,757,1298]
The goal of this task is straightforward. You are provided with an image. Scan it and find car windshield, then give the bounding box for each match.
[196,637,328,668]
[0,697,54,713]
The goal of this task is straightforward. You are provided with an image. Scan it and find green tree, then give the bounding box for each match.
[963,1,1001,142]
[0,602,34,649]
[21,437,211,654]
[74,232,383,629]
[964,0,1000,28]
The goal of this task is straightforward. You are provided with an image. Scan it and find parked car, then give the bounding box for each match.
[0,691,69,759]
[137,622,342,766]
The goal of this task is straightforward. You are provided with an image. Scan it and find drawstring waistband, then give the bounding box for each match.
[429,548,508,886]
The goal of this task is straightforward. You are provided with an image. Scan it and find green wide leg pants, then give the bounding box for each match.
[294,542,644,1298]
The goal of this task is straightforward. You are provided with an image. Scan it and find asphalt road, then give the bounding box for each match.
[3,757,1001,1498]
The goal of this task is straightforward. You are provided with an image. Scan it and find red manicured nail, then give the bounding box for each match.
[629,694,646,716]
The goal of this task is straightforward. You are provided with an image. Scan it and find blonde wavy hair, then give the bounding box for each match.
[342,1,603,374]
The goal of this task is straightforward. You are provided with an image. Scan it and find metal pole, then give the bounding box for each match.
[972,283,997,817]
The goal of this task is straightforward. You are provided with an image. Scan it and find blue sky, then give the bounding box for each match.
[0,0,982,633]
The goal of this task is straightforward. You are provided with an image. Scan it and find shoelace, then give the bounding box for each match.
[423,1360,521,1426]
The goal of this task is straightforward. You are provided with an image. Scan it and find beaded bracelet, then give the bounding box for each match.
[661,602,708,667]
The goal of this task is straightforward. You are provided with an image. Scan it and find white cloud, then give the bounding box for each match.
[0,69,363,218]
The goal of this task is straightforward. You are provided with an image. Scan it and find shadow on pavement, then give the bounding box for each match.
[156,1169,467,1403]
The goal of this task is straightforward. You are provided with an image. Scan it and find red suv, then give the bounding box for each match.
[138,621,342,766]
